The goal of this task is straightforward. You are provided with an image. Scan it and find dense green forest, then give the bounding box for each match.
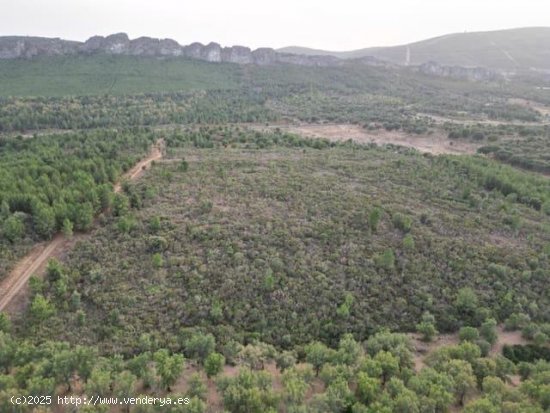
[0,130,154,279]
[0,91,275,132]
[0,56,241,96]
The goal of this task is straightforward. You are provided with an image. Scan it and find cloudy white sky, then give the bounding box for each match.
[2,0,549,50]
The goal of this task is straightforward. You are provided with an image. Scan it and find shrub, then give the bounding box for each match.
[416,312,438,342]
[503,344,550,363]
[479,319,498,346]
[403,234,415,250]
[392,213,412,233]
[152,253,164,268]
[204,352,225,378]
[2,215,24,242]
[375,249,395,270]
[459,327,480,342]
[369,208,382,232]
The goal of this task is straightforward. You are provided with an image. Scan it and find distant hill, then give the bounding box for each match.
[279,27,550,70]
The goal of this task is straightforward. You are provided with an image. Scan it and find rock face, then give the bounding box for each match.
[251,48,278,66]
[222,46,253,64]
[0,33,342,66]
[202,42,222,62]
[159,39,183,57]
[278,53,342,67]
[81,33,130,55]
[182,42,204,60]
[0,36,79,59]
[0,33,503,78]
[417,61,501,81]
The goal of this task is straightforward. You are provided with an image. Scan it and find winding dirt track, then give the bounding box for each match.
[0,140,163,312]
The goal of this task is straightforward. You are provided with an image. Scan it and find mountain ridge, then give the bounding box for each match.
[0,32,344,67]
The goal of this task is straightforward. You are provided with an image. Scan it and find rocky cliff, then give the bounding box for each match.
[0,33,342,66]
[416,61,501,81]
[0,36,80,59]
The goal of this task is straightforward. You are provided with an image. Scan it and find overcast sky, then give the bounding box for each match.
[2,0,549,50]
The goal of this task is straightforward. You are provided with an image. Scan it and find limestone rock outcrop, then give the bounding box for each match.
[0,33,502,79]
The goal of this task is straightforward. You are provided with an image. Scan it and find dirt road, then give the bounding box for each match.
[113,141,163,192]
[0,140,164,312]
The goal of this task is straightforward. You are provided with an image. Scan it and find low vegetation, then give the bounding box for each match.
[14,129,548,354]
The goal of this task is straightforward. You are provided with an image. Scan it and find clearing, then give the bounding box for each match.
[254,123,480,155]
[409,326,528,376]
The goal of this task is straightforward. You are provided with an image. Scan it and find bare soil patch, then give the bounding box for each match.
[508,98,550,118]
[409,325,529,372]
[488,232,523,249]
[256,123,480,155]
[490,326,528,356]
[409,332,460,371]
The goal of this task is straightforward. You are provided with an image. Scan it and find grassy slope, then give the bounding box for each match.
[375,27,550,69]
[279,27,550,70]
[0,55,241,96]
